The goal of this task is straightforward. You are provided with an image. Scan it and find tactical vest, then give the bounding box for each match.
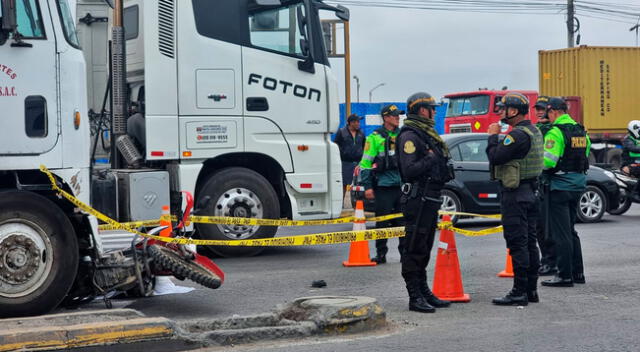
[396,125,454,184]
[373,127,399,172]
[493,124,544,188]
[622,136,640,165]
[553,123,589,173]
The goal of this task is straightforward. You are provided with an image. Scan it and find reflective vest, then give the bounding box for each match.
[622,136,640,165]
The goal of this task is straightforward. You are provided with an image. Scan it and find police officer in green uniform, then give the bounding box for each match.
[359,105,404,264]
[396,92,454,313]
[540,97,589,287]
[534,96,557,276]
[621,120,640,178]
[486,93,544,305]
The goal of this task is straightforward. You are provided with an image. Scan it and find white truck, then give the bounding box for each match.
[0,0,348,316]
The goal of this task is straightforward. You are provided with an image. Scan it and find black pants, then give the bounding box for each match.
[501,185,540,293]
[399,191,441,283]
[536,193,556,267]
[373,186,402,257]
[548,190,584,279]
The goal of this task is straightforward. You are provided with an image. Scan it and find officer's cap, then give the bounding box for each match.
[546,97,568,111]
[381,104,405,117]
[535,96,550,109]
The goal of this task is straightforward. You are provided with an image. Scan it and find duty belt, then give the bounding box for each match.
[401,182,442,204]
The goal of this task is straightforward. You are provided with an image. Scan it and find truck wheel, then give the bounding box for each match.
[0,191,79,317]
[440,189,462,225]
[196,167,280,257]
[577,185,606,223]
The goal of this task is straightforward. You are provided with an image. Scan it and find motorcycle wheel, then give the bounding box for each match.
[607,194,632,216]
[148,245,222,289]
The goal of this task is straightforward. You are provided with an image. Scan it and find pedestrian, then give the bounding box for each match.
[396,92,454,313]
[486,92,543,306]
[333,114,366,195]
[534,96,557,276]
[621,120,640,178]
[359,105,404,264]
[540,97,589,287]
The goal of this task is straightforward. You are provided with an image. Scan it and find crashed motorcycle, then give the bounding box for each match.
[607,170,640,216]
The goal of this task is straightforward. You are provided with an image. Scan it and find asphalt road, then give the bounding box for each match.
[80,206,640,352]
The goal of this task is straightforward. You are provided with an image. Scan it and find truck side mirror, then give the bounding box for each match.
[296,5,315,74]
[1,0,18,45]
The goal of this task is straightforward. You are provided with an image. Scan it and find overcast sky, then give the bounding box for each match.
[327,1,639,103]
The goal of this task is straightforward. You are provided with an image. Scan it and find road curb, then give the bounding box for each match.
[0,309,176,351]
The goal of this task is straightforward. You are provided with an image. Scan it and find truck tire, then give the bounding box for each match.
[576,185,606,223]
[0,191,79,317]
[196,167,280,257]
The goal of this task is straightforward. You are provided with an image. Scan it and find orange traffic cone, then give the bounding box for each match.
[343,200,376,267]
[159,205,173,237]
[497,249,514,278]
[432,215,470,302]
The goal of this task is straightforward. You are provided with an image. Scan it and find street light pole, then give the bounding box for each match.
[369,82,385,103]
[353,75,361,103]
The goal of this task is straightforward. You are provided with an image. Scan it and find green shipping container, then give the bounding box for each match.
[539,46,640,134]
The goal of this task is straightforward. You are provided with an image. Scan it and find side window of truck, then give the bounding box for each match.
[248,3,305,57]
[25,95,47,138]
[16,0,45,39]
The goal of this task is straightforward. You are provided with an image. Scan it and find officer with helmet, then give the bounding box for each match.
[621,120,640,178]
[486,92,544,305]
[540,97,589,287]
[396,92,454,313]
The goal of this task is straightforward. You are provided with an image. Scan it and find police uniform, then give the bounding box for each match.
[358,105,403,263]
[535,119,556,275]
[396,92,453,313]
[541,100,590,287]
[487,119,544,304]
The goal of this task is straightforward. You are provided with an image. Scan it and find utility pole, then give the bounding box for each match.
[567,0,575,48]
[631,22,640,46]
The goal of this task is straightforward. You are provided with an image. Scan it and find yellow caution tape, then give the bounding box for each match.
[40,166,502,245]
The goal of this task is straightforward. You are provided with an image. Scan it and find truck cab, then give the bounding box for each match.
[444,90,539,134]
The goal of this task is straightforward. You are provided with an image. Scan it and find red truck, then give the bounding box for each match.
[444,90,539,134]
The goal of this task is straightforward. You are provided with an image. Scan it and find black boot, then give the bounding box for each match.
[573,273,586,284]
[419,281,451,308]
[406,282,435,313]
[371,254,386,264]
[492,289,528,306]
[527,290,539,303]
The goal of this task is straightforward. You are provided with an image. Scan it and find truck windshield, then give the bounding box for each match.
[446,95,490,117]
[249,3,306,57]
[56,0,80,48]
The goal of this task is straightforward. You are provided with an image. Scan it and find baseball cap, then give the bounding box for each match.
[381,104,405,117]
[535,96,550,109]
[546,97,568,111]
[347,114,363,123]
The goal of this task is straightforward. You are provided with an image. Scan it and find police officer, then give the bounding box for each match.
[621,120,640,178]
[396,92,454,313]
[540,97,589,287]
[534,96,557,276]
[359,105,403,264]
[334,114,366,195]
[486,92,543,305]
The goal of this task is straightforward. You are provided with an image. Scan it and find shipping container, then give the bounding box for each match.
[539,46,640,136]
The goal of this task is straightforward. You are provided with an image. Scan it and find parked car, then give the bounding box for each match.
[442,133,620,223]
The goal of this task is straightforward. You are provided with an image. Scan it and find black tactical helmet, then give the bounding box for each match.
[496,92,529,116]
[535,95,550,109]
[406,92,438,114]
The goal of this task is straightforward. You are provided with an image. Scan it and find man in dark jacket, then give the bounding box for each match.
[334,114,366,195]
